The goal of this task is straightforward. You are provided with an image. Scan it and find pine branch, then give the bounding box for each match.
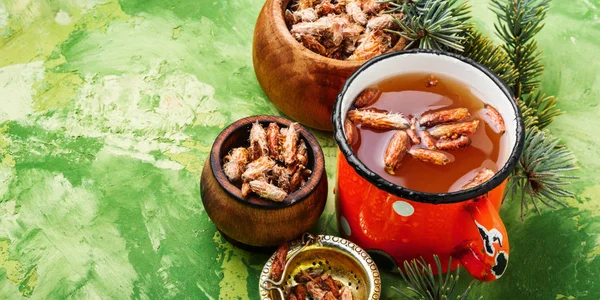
[518,101,539,128]
[521,89,563,129]
[506,126,578,220]
[491,0,550,96]
[392,255,481,300]
[491,0,578,217]
[461,29,518,87]
[385,0,472,52]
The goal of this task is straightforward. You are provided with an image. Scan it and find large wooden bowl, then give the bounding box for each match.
[252,0,364,131]
[200,115,328,248]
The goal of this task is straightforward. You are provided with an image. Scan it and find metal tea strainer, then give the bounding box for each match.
[259,233,381,300]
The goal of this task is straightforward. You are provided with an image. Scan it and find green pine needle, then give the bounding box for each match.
[521,89,564,129]
[461,29,518,87]
[385,0,472,52]
[518,101,539,128]
[392,255,481,300]
[506,126,578,220]
[491,0,550,96]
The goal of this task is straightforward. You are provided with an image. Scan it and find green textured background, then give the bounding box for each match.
[0,0,598,299]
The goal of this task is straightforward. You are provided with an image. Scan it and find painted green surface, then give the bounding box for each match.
[0,0,598,299]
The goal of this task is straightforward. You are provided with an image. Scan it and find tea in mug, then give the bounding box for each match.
[344,73,507,193]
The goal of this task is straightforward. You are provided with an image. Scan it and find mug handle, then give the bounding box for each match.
[453,196,509,282]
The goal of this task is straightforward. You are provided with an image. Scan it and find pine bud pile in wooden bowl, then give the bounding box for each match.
[200,115,328,248]
[253,0,406,131]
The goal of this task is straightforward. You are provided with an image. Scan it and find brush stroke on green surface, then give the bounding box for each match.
[0,0,598,299]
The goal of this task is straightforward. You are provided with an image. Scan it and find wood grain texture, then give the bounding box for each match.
[252,0,363,131]
[200,116,328,247]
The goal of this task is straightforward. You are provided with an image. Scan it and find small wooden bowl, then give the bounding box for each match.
[200,115,328,248]
[252,0,364,131]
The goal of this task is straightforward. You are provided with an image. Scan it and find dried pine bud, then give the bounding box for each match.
[462,168,495,190]
[266,122,280,159]
[294,269,325,283]
[428,120,479,139]
[300,34,327,56]
[270,243,289,282]
[483,103,506,134]
[407,117,421,144]
[306,281,327,300]
[348,109,410,130]
[330,22,344,47]
[346,2,367,25]
[285,10,295,26]
[283,123,300,166]
[426,74,439,87]
[407,129,420,145]
[366,14,395,31]
[249,122,269,160]
[271,165,291,193]
[302,168,312,179]
[249,180,288,202]
[222,147,249,182]
[344,118,358,145]
[420,130,437,150]
[294,8,318,23]
[286,162,300,176]
[419,108,470,128]
[241,182,251,197]
[353,88,380,108]
[347,30,391,61]
[316,0,336,16]
[289,165,305,192]
[343,22,364,39]
[277,128,286,152]
[291,284,309,300]
[291,20,330,36]
[408,148,454,165]
[297,139,308,166]
[384,131,410,175]
[340,286,354,300]
[241,156,276,182]
[436,135,471,151]
[410,116,418,130]
[317,274,340,298]
[363,0,385,14]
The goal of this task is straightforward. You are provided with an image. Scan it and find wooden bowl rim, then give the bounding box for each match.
[269,0,365,68]
[210,115,326,210]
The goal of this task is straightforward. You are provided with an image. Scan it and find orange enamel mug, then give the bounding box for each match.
[331,49,524,282]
